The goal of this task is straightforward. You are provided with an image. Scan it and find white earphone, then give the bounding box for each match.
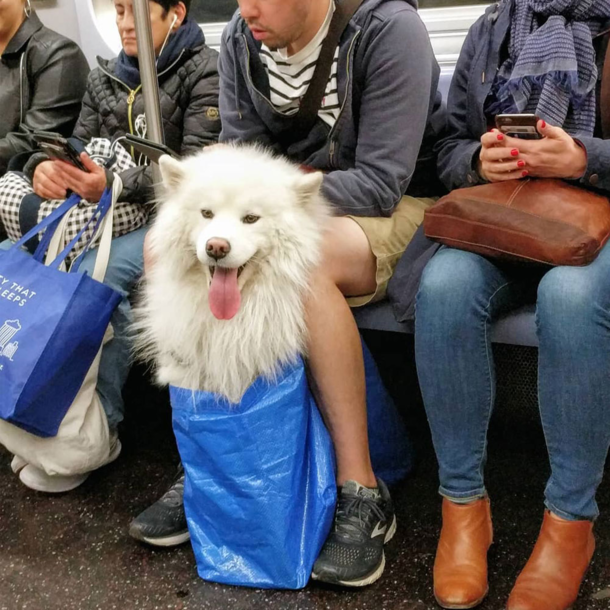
[157,13,179,64]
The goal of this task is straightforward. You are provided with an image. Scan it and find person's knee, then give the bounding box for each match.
[537,266,603,325]
[316,218,375,293]
[417,249,491,314]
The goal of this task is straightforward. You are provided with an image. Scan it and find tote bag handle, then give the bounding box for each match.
[44,176,121,283]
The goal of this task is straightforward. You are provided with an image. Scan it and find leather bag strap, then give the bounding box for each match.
[600,30,610,139]
[292,0,364,136]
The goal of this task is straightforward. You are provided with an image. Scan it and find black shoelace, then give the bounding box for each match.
[333,493,386,542]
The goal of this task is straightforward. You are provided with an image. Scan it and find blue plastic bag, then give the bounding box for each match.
[172,358,337,590]
[0,191,121,437]
[362,339,413,485]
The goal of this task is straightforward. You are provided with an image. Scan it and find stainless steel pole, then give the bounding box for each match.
[132,0,164,190]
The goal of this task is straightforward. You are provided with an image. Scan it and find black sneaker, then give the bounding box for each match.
[311,478,396,587]
[129,464,190,547]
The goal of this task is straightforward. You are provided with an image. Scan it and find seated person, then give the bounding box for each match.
[8,0,220,492]
[131,0,446,589]
[0,0,89,236]
[415,1,610,609]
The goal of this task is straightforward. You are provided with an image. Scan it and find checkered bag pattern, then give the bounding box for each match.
[0,138,149,262]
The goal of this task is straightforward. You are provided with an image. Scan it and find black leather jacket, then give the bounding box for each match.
[0,12,89,175]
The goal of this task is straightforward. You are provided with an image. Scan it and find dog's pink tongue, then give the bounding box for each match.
[209,267,241,320]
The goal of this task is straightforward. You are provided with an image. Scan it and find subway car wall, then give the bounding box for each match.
[35,0,488,70]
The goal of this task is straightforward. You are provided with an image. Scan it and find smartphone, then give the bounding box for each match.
[495,114,542,140]
[33,131,88,171]
[125,134,180,163]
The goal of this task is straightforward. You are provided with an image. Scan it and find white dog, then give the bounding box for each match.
[135,144,329,402]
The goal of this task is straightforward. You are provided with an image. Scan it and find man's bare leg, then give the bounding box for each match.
[306,217,378,488]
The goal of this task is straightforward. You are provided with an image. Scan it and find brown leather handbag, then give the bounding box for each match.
[424,33,610,267]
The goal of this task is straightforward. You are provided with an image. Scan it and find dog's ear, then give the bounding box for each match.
[295,171,324,205]
[159,155,186,189]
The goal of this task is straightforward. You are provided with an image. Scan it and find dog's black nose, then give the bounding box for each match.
[206,238,231,261]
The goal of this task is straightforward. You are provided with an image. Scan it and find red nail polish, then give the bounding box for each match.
[541,120,546,128]
[517,160,526,168]
[511,149,519,157]
[497,133,504,141]
[522,170,529,177]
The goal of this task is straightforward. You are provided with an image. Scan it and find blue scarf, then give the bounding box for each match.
[114,20,205,90]
[487,0,610,136]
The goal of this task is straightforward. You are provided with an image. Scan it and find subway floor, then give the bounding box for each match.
[1,333,609,610]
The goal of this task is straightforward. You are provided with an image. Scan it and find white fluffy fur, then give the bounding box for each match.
[134,144,329,403]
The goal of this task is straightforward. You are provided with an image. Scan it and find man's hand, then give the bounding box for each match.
[509,121,588,180]
[54,153,108,203]
[33,160,70,200]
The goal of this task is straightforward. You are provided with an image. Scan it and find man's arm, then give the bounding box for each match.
[218,22,279,148]
[0,38,89,174]
[322,8,436,217]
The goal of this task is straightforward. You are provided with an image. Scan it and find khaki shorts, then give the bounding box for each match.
[346,195,436,308]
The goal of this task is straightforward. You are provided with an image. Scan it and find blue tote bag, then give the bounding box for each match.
[362,339,413,485]
[172,358,337,590]
[0,189,122,437]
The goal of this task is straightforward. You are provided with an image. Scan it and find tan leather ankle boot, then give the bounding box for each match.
[506,511,595,610]
[433,497,493,609]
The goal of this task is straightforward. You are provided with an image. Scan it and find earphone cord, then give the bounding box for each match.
[156,14,178,68]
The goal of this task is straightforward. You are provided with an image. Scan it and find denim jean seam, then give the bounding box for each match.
[478,280,514,489]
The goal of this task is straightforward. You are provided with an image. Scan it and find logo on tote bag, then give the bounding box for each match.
[0,319,21,361]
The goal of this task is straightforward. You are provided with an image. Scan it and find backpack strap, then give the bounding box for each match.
[292,0,364,138]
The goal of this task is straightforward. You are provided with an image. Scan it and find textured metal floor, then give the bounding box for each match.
[1,333,609,610]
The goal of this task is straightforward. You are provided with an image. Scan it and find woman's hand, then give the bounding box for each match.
[477,121,588,183]
[33,160,70,200]
[477,129,529,182]
[511,121,588,180]
[54,153,108,203]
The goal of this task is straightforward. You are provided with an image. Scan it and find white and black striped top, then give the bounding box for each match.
[260,1,340,129]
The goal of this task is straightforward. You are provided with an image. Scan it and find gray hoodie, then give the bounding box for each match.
[218,0,446,217]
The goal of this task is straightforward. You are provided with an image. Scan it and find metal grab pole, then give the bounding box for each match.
[132,0,164,191]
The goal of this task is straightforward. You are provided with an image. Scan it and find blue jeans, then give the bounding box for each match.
[1,225,148,431]
[415,243,610,521]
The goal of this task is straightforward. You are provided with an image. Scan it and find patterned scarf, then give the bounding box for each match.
[487,0,610,136]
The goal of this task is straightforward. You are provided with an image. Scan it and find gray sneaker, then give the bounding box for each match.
[129,464,190,547]
[311,478,396,587]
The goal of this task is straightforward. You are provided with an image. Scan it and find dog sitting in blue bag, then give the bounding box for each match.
[134,143,402,589]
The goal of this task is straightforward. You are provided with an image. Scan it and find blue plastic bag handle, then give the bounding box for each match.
[48,189,113,271]
[13,189,112,269]
[14,193,81,260]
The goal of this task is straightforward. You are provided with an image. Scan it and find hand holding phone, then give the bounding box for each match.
[495,114,542,140]
[33,131,89,172]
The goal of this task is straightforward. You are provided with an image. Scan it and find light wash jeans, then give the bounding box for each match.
[415,242,610,521]
[1,224,148,430]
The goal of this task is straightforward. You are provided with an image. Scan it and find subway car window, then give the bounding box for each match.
[419,0,487,6]
[190,0,235,23]
[189,0,489,23]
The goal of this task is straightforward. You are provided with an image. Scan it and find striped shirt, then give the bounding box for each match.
[260,1,340,129]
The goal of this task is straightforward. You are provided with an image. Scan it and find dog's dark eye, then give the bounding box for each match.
[201,209,214,220]
[242,214,260,225]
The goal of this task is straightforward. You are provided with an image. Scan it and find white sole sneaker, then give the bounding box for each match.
[18,439,123,494]
[19,466,90,493]
[131,530,192,547]
[311,514,398,587]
